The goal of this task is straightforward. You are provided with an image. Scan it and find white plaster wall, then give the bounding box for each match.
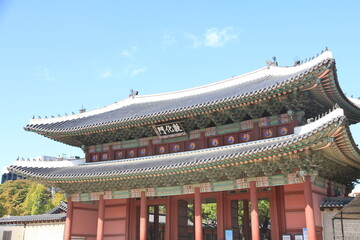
[24,223,65,240]
[0,225,24,240]
[322,210,360,240]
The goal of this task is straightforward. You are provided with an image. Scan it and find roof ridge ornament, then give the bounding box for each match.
[265,56,278,69]
[129,89,139,99]
[79,105,86,113]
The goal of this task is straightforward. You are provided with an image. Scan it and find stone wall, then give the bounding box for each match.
[322,210,360,240]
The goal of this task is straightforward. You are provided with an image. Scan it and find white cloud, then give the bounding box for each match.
[204,27,240,47]
[130,67,146,76]
[187,27,241,48]
[121,46,139,58]
[120,66,130,76]
[99,70,113,79]
[186,33,202,48]
[38,68,56,82]
[99,66,146,79]
[162,34,177,48]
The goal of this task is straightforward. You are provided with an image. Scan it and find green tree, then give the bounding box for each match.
[53,191,66,206]
[0,180,32,216]
[258,200,270,238]
[22,183,54,215]
[0,179,65,217]
[202,203,217,223]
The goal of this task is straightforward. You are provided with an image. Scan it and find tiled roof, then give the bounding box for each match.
[10,108,353,182]
[320,197,354,209]
[0,213,66,224]
[45,201,67,214]
[332,197,360,219]
[11,135,294,179]
[0,202,67,224]
[25,51,335,135]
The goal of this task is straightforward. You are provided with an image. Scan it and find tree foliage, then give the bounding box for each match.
[0,180,32,216]
[0,180,65,217]
[53,191,66,207]
[22,183,54,215]
[202,203,217,223]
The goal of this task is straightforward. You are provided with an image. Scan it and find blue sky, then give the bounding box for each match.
[0,1,360,188]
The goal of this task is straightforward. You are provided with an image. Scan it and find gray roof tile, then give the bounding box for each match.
[0,202,68,224]
[320,197,354,209]
[25,55,332,134]
[0,214,66,224]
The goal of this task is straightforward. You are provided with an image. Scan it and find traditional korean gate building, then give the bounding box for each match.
[9,50,360,240]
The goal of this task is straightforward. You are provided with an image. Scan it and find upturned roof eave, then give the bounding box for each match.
[24,51,335,137]
[304,59,360,124]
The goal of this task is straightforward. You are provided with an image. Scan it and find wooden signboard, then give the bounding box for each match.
[153,122,186,138]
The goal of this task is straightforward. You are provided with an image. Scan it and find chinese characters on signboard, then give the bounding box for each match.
[153,122,186,137]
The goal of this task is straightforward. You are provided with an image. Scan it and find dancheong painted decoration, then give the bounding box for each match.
[8,49,360,240]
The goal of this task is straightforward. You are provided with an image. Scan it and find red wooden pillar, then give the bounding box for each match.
[128,198,137,239]
[154,205,159,240]
[64,197,73,240]
[276,186,287,234]
[250,181,260,240]
[194,187,203,240]
[140,191,148,240]
[216,191,225,240]
[125,199,130,240]
[224,194,232,230]
[165,196,171,240]
[243,200,250,240]
[171,197,179,240]
[97,195,105,240]
[270,188,280,240]
[304,176,316,240]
